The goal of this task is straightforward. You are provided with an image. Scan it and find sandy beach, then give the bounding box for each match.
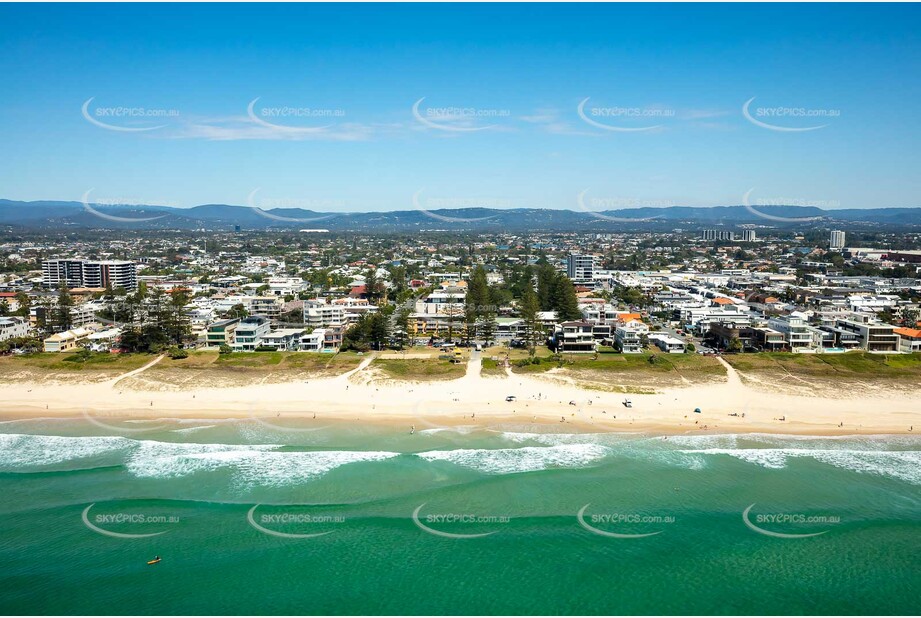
[2,353,919,435]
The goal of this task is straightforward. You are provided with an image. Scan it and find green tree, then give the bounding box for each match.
[393,307,412,350]
[53,286,74,332]
[14,291,30,317]
[519,281,542,356]
[552,275,582,321]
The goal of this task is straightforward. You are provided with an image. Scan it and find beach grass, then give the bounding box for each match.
[724,351,921,383]
[372,358,466,381]
[0,352,152,383]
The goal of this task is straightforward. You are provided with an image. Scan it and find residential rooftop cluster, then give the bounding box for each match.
[0,226,918,357]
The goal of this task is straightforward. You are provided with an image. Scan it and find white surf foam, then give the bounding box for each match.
[171,425,218,435]
[126,442,399,486]
[0,434,135,469]
[416,444,610,474]
[681,447,921,484]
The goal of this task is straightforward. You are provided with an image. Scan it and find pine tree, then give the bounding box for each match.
[553,275,582,322]
[519,281,541,355]
[536,261,557,311]
[393,307,411,350]
[54,286,74,332]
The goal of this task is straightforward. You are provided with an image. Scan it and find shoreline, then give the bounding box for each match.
[2,357,919,437]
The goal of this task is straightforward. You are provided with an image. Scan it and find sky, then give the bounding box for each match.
[1,3,920,213]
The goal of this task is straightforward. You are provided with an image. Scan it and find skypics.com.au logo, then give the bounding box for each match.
[742,97,840,132]
[412,98,509,132]
[577,98,674,132]
[81,97,179,132]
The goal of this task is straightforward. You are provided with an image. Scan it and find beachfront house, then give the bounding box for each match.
[834,317,901,352]
[231,316,271,352]
[894,327,921,353]
[206,318,240,348]
[43,327,92,353]
[554,321,597,354]
[259,328,307,351]
[648,332,685,353]
[614,322,647,354]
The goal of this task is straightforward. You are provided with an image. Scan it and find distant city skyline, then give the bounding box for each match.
[2,3,920,210]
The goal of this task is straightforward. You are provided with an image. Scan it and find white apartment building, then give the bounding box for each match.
[615,322,647,354]
[42,259,138,291]
[0,316,29,341]
[555,321,597,353]
[304,299,346,328]
[567,254,598,285]
[767,313,820,350]
[830,230,846,250]
[415,288,466,316]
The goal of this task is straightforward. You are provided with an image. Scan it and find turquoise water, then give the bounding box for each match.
[1,416,919,615]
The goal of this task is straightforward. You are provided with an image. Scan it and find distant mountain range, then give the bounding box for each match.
[2,199,920,232]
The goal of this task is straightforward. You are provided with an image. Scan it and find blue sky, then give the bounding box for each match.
[1,3,920,212]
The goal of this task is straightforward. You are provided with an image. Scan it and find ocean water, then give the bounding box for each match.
[1,416,919,615]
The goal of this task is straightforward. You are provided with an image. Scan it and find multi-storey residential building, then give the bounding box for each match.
[736,229,757,242]
[0,316,29,341]
[415,287,466,316]
[206,318,240,347]
[41,259,138,291]
[701,229,733,241]
[567,253,597,285]
[41,259,85,288]
[555,321,597,353]
[259,328,307,351]
[830,230,846,250]
[246,296,283,322]
[835,318,900,352]
[767,313,816,350]
[299,324,345,352]
[304,299,346,329]
[231,316,271,351]
[82,261,138,291]
[615,321,648,353]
